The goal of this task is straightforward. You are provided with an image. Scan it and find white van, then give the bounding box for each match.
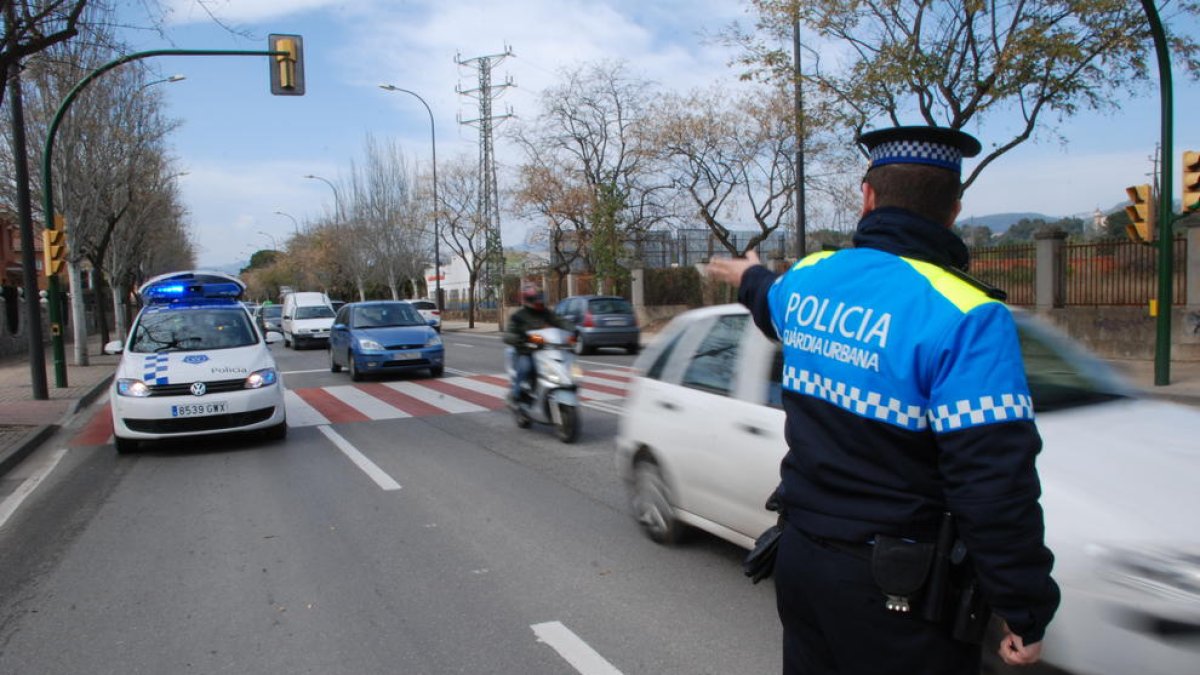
[280,291,335,349]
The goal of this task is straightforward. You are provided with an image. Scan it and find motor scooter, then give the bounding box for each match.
[504,326,582,443]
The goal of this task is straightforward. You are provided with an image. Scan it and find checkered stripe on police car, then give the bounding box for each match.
[870,139,961,171]
[929,394,1034,432]
[782,367,929,431]
[142,354,171,385]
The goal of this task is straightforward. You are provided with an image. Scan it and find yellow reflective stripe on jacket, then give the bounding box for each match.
[790,250,836,272]
[901,257,998,314]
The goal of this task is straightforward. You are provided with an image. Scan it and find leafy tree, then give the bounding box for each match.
[725,0,1200,192]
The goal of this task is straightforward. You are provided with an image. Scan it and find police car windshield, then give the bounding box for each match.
[129,307,258,353]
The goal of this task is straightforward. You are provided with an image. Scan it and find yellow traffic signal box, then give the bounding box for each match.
[268,34,305,96]
[1124,184,1155,243]
[1183,151,1200,214]
[43,227,67,276]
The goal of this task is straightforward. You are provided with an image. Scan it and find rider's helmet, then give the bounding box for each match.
[520,284,545,311]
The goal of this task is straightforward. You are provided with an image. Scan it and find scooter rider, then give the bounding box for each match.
[504,284,574,405]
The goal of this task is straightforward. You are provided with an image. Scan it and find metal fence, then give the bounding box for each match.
[967,237,1188,307]
[968,244,1036,305]
[1062,237,1187,306]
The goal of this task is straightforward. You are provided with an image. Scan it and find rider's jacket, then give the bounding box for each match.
[738,207,1059,644]
[504,306,574,355]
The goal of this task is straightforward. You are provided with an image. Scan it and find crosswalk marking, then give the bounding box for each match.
[276,369,633,428]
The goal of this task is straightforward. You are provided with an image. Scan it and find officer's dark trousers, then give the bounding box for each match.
[775,522,981,675]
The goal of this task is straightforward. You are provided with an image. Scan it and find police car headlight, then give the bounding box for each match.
[425,333,442,347]
[244,367,278,389]
[116,378,151,398]
[358,338,385,351]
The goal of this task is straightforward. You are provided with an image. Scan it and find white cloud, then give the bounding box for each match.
[162,0,340,26]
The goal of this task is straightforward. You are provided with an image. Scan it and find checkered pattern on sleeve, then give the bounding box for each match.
[869,139,962,172]
[929,394,1034,432]
[142,354,171,385]
[782,366,930,431]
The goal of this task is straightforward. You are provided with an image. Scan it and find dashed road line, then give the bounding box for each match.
[531,621,623,675]
[318,425,401,491]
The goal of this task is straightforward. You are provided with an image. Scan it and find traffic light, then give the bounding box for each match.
[268,34,305,96]
[1183,151,1200,214]
[1124,184,1155,243]
[43,227,67,276]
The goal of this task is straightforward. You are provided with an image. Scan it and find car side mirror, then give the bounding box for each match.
[332,322,347,331]
[282,315,292,320]
[103,340,124,355]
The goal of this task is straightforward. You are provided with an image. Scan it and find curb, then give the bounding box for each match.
[0,373,113,479]
[0,424,57,477]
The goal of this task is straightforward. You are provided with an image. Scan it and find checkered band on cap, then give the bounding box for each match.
[869,139,963,173]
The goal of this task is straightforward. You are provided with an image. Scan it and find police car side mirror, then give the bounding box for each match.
[264,331,284,344]
[103,340,124,355]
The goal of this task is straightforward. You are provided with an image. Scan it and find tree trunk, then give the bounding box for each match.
[94,271,110,346]
[68,262,89,366]
[111,282,127,342]
[467,272,477,328]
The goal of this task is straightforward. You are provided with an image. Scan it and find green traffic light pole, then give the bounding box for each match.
[1139,0,1174,386]
[41,48,288,387]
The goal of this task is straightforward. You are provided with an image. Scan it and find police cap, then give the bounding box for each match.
[858,126,982,175]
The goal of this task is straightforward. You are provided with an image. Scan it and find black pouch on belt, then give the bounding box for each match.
[743,487,784,584]
[870,535,936,613]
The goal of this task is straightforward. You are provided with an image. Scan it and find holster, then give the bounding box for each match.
[871,513,992,644]
[742,487,784,584]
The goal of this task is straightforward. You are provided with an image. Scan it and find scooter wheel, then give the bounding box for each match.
[556,404,579,443]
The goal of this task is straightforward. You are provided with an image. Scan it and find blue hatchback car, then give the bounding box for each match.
[329,301,444,380]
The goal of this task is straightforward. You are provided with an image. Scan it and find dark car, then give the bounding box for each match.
[554,295,640,355]
[329,301,444,381]
[256,303,283,335]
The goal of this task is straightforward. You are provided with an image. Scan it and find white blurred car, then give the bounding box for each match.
[615,304,1200,675]
[105,271,288,454]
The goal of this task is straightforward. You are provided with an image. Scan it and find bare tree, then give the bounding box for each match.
[437,155,489,328]
[510,60,671,291]
[725,0,1200,191]
[347,134,429,300]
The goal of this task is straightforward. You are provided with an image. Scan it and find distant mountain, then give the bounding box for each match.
[957,212,1052,233]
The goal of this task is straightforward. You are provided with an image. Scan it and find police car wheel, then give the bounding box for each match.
[329,348,342,373]
[632,457,684,545]
[114,435,139,455]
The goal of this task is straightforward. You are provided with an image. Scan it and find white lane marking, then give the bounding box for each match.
[579,375,629,392]
[531,621,623,675]
[444,367,476,377]
[451,343,475,348]
[0,447,68,530]
[323,385,411,420]
[384,381,487,414]
[317,425,401,491]
[284,389,330,426]
[280,368,329,375]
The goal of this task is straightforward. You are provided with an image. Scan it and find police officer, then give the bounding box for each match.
[504,284,574,404]
[707,126,1059,674]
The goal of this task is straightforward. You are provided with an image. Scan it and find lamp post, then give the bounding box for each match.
[303,174,341,217]
[138,74,186,92]
[257,230,278,250]
[378,84,442,310]
[274,210,300,235]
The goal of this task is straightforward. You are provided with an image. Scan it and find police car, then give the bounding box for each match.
[104,271,288,454]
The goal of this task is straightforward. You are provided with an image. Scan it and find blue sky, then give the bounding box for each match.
[117,0,1200,268]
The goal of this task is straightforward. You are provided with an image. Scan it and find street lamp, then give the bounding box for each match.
[257,230,278,250]
[303,173,341,217]
[274,210,300,235]
[378,83,442,310]
[138,74,186,92]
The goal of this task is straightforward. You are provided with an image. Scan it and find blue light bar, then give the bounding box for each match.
[139,270,246,304]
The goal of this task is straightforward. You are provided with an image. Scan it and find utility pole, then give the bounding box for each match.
[793,16,807,260]
[456,46,515,315]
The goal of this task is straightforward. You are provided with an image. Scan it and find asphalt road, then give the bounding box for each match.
[0,333,783,674]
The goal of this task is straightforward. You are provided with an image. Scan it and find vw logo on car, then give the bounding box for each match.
[190,381,207,397]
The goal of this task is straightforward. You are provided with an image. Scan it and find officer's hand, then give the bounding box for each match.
[998,623,1043,666]
[704,251,761,287]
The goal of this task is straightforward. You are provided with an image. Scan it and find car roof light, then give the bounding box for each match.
[139,270,246,305]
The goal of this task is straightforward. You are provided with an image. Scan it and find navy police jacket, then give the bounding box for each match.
[738,207,1059,643]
